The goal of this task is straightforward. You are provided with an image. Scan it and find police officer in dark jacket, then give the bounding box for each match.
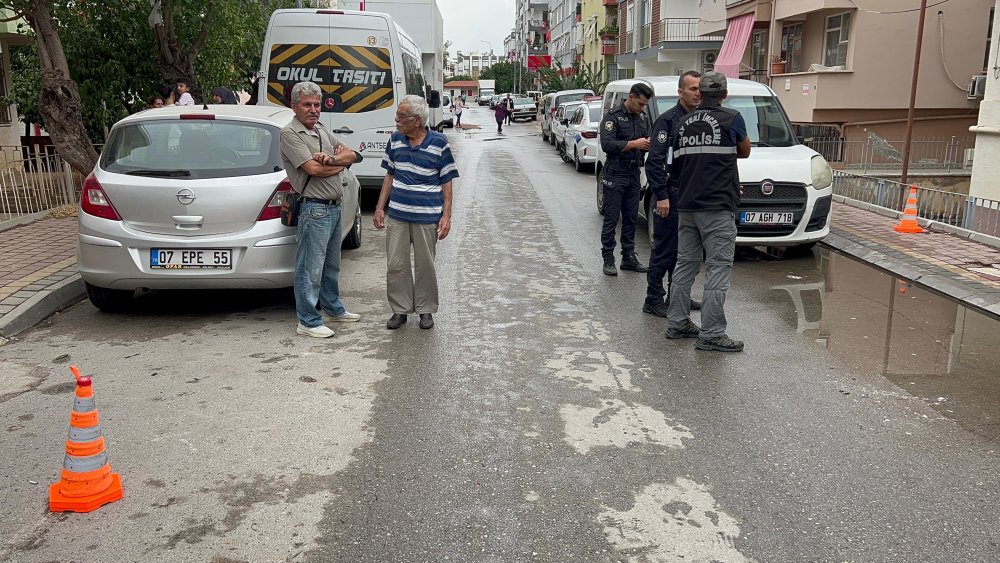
[643,71,702,317]
[599,82,653,276]
[664,72,751,353]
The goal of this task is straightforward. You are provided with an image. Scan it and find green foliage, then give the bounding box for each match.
[2,45,41,131]
[3,0,294,142]
[538,62,608,95]
[478,61,531,94]
[446,74,474,83]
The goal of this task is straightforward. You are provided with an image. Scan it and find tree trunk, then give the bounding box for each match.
[27,0,98,175]
[149,0,216,103]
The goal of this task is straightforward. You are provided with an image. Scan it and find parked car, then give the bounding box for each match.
[441,94,455,128]
[551,100,587,153]
[510,97,537,121]
[595,76,833,248]
[77,105,363,312]
[541,88,594,143]
[564,100,602,172]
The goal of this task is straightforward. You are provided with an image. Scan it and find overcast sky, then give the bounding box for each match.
[437,0,515,57]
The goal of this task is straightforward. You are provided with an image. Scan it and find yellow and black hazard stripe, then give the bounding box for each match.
[266,44,395,113]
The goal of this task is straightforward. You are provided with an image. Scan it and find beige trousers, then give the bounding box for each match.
[386,217,439,314]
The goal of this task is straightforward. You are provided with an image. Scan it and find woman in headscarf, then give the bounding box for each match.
[211,87,239,104]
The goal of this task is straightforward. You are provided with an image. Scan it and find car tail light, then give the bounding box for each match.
[179,114,216,120]
[581,131,597,139]
[80,174,121,220]
[317,10,344,14]
[258,179,294,221]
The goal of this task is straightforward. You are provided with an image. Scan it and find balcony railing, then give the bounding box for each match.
[640,23,652,49]
[603,0,616,5]
[625,30,634,52]
[658,18,725,42]
[601,38,617,55]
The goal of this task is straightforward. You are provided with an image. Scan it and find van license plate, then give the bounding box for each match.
[740,211,794,225]
[150,249,232,269]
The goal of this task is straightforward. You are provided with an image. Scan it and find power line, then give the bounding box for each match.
[847,0,952,15]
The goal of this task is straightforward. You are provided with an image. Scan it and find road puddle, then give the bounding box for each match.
[774,248,1000,440]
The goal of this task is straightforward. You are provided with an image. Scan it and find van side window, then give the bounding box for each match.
[402,52,425,97]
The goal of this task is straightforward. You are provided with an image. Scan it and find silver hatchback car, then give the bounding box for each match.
[78,105,362,312]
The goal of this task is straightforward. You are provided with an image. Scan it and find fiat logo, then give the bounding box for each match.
[761,180,775,196]
[176,188,196,205]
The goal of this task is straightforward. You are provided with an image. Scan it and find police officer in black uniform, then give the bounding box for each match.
[643,71,703,317]
[664,72,751,353]
[599,83,653,276]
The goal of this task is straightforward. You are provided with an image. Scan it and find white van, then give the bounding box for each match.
[595,76,834,248]
[259,9,443,191]
[541,89,594,144]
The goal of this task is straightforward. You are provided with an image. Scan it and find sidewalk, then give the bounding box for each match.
[2,201,1000,338]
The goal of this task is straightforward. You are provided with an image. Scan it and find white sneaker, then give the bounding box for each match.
[297,323,335,338]
[326,311,361,323]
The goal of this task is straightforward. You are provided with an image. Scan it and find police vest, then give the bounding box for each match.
[672,106,741,212]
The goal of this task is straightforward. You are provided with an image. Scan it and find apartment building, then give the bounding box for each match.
[0,12,28,150]
[614,0,724,77]
[515,0,552,72]
[578,0,622,81]
[549,0,580,70]
[701,0,991,141]
[448,51,501,79]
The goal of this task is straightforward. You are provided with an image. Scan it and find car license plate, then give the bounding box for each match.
[150,248,232,269]
[740,211,794,225]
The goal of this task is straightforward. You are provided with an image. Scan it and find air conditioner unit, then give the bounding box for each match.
[967,74,987,100]
[700,50,718,71]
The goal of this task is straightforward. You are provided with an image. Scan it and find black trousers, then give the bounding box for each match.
[601,170,641,258]
[645,201,679,305]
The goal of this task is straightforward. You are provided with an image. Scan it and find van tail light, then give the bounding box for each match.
[258,179,294,221]
[581,131,597,139]
[80,173,121,221]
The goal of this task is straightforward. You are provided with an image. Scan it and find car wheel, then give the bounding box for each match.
[85,282,134,313]
[574,147,582,171]
[542,130,549,142]
[343,204,362,249]
[550,133,556,146]
[596,169,605,215]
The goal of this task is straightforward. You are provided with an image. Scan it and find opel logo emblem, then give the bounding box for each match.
[761,180,775,196]
[176,188,196,205]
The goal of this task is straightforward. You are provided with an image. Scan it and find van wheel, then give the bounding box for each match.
[343,205,362,250]
[85,283,134,313]
[596,170,606,215]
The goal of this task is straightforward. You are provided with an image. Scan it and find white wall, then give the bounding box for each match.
[969,7,1000,200]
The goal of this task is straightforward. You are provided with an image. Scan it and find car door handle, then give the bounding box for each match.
[172,215,204,230]
[331,127,354,135]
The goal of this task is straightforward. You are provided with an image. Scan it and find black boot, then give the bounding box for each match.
[602,255,617,276]
[620,252,648,273]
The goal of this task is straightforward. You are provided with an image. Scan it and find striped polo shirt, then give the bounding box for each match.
[381,130,459,224]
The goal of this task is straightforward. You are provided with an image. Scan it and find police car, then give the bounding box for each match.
[595,76,833,249]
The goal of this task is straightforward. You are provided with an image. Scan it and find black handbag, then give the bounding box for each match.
[280,176,310,227]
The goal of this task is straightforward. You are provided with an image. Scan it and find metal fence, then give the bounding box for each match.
[658,18,725,42]
[832,170,1000,236]
[0,145,80,222]
[806,135,975,174]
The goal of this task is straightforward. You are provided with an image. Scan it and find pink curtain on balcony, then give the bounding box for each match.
[713,13,755,78]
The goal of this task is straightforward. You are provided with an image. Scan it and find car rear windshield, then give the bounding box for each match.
[588,103,602,122]
[100,120,282,179]
[652,95,797,147]
[555,93,589,107]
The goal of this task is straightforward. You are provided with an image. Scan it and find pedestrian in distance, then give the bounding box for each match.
[642,70,703,318]
[453,95,464,128]
[374,95,460,330]
[504,95,514,125]
[598,82,653,276]
[665,72,751,352]
[211,87,238,105]
[494,101,508,133]
[174,79,195,106]
[279,81,363,338]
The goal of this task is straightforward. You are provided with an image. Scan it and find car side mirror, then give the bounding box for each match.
[561,118,569,125]
[428,89,441,109]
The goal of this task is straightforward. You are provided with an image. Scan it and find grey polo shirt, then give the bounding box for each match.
[280,117,348,201]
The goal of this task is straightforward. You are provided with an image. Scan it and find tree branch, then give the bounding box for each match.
[187,0,216,61]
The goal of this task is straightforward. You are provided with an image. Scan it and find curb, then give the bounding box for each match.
[0,274,86,338]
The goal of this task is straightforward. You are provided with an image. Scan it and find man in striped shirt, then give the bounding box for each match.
[374,95,460,330]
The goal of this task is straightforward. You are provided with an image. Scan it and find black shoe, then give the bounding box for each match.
[419,313,434,329]
[642,301,670,318]
[603,256,617,276]
[695,335,744,352]
[665,319,701,339]
[386,314,407,330]
[619,253,648,273]
[690,299,702,311]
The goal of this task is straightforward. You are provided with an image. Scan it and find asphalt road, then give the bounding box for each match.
[2,106,999,562]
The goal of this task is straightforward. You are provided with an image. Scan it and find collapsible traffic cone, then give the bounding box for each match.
[893,185,925,234]
[49,365,123,512]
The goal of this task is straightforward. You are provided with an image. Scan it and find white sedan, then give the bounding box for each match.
[563,100,603,173]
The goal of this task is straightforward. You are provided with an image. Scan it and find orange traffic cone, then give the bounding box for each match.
[893,185,925,234]
[49,365,123,512]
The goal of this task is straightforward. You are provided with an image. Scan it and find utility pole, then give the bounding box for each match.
[900,0,929,186]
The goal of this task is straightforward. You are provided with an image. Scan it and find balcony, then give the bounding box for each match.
[601,38,617,55]
[775,0,854,20]
[659,18,725,42]
[603,0,616,5]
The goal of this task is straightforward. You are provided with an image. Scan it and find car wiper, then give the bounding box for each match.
[752,141,775,147]
[120,169,192,177]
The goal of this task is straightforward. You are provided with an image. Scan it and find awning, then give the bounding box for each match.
[713,13,754,79]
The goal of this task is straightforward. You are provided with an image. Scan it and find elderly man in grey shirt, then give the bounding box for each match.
[280,81,362,338]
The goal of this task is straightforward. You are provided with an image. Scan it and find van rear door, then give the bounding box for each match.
[263,10,398,188]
